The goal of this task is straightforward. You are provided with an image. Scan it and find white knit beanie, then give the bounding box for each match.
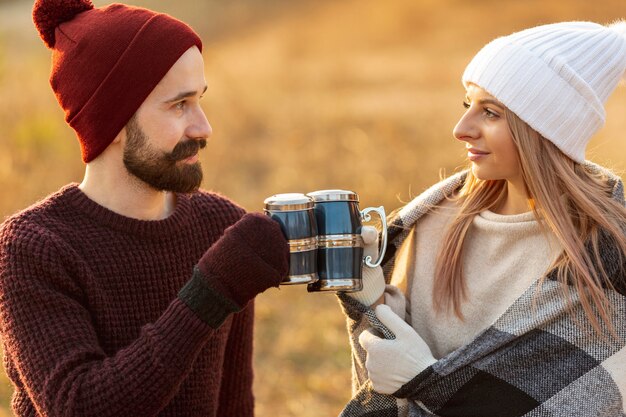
[462,21,626,163]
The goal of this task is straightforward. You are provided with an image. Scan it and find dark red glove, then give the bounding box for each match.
[197,212,289,308]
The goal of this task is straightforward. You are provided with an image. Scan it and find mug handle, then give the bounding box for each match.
[360,206,387,268]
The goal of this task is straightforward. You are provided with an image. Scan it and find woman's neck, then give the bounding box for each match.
[493,178,532,215]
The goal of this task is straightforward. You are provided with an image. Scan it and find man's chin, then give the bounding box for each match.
[147,183,201,194]
[176,185,201,194]
[139,174,203,194]
[125,160,203,194]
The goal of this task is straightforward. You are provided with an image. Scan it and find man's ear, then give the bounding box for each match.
[112,129,124,144]
[115,113,137,146]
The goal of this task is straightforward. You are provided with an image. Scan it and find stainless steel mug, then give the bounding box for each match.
[263,193,319,285]
[305,190,387,292]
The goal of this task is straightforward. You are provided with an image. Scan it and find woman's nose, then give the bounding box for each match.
[453,110,478,143]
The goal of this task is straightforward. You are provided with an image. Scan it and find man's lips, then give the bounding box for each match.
[180,153,199,163]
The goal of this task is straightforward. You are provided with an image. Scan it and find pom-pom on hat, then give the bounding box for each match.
[33,0,202,162]
[462,21,626,163]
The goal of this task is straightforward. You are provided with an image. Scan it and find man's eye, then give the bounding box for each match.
[175,101,186,110]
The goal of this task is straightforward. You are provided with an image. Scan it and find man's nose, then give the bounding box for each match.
[186,105,212,141]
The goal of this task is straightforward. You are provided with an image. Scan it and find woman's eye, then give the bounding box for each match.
[484,108,499,118]
[462,101,470,109]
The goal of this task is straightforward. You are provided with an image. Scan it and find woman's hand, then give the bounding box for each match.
[345,225,386,306]
[358,304,437,394]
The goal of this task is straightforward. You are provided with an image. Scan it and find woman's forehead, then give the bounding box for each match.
[465,83,504,106]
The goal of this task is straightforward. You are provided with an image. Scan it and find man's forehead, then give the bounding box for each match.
[151,47,206,99]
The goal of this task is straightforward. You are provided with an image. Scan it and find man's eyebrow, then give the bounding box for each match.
[165,85,208,103]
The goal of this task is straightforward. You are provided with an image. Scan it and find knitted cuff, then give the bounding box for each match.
[346,266,386,306]
[178,267,241,329]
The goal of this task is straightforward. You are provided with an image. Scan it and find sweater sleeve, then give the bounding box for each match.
[0,221,231,417]
[217,301,255,416]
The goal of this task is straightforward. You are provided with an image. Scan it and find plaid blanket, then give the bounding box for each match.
[338,163,626,417]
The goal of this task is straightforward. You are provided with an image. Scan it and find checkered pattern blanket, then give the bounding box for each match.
[338,163,626,417]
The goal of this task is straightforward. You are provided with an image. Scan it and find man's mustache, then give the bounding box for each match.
[167,138,207,162]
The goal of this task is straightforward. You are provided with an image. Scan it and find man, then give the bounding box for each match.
[0,0,289,416]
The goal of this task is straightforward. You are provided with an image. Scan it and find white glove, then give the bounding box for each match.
[358,304,436,395]
[345,226,386,306]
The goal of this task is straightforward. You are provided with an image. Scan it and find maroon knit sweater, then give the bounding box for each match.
[0,184,256,417]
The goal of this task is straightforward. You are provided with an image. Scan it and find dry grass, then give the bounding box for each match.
[0,0,625,415]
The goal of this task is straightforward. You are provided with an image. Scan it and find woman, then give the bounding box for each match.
[339,21,626,417]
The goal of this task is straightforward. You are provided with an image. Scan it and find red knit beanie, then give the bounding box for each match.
[32,0,203,162]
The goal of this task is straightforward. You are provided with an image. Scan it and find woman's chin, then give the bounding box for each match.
[471,164,499,182]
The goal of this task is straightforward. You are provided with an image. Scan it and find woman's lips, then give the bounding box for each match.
[467,148,489,161]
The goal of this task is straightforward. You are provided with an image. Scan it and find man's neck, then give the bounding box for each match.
[79,163,176,221]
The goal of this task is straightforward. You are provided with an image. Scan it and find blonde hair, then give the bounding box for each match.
[431,108,626,336]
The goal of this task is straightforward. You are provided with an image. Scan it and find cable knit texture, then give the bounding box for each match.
[0,184,261,417]
[463,21,626,162]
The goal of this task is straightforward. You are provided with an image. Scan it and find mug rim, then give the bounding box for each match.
[307,189,359,202]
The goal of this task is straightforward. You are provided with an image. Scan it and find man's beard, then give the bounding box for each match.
[123,116,206,193]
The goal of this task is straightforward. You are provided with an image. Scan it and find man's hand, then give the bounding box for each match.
[197,213,289,308]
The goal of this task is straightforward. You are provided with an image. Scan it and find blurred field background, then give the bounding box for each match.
[0,0,625,415]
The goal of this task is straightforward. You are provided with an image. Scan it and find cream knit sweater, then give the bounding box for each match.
[339,166,626,416]
[389,199,563,359]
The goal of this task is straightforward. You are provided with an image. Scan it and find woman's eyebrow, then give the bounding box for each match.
[478,98,505,109]
[466,95,505,109]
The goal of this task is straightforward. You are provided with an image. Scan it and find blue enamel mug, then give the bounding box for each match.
[263,193,319,285]
[305,190,387,292]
